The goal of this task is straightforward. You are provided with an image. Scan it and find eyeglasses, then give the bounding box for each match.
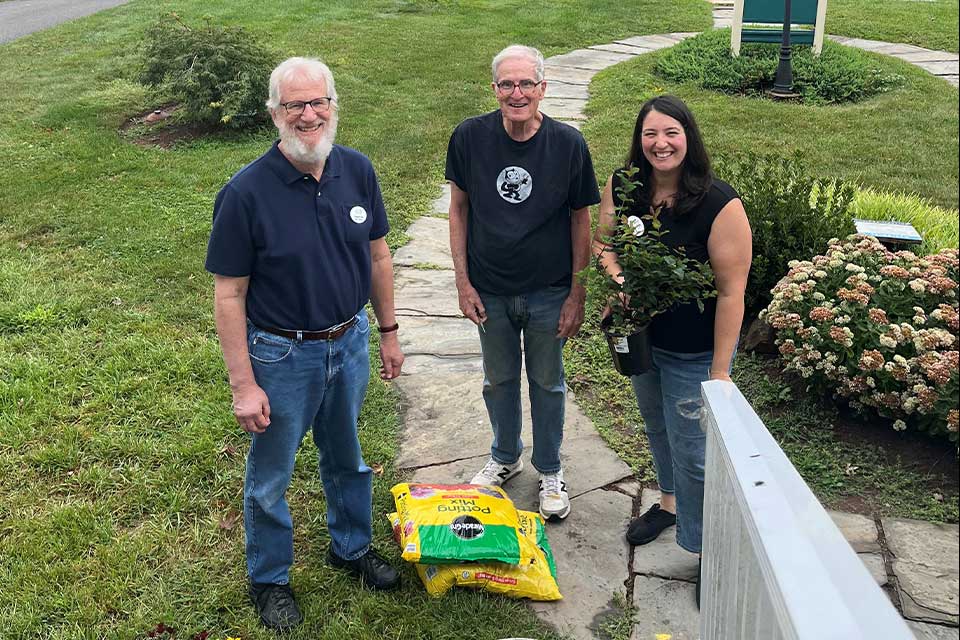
[280,97,334,115]
[494,79,542,96]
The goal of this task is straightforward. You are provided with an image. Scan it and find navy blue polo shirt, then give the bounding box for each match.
[205,142,389,330]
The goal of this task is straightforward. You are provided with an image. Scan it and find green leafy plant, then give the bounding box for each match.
[139,13,278,129]
[763,234,959,441]
[655,29,904,105]
[588,167,717,334]
[715,152,857,311]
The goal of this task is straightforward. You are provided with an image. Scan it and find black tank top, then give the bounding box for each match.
[611,170,739,353]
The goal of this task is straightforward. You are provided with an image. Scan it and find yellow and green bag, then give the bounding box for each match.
[387,509,562,601]
[391,483,533,565]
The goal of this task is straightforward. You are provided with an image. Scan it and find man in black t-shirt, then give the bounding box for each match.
[446,44,600,522]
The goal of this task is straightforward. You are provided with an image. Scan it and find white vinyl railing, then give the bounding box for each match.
[699,381,916,640]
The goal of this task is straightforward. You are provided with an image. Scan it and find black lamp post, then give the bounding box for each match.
[769,0,800,99]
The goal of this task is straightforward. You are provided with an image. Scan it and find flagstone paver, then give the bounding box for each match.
[546,49,638,71]
[391,24,959,639]
[589,43,654,56]
[530,490,633,640]
[883,518,959,625]
[394,269,461,317]
[397,316,480,357]
[392,217,453,268]
[633,490,699,581]
[630,576,700,640]
[908,621,960,639]
[545,82,592,100]
[829,510,882,553]
[539,97,588,120]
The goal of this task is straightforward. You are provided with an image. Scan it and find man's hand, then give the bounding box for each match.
[557,288,586,338]
[457,280,487,326]
[379,332,404,380]
[231,382,271,434]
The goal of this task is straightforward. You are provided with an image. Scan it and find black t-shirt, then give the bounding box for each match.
[446,110,601,295]
[205,143,389,330]
[611,169,739,353]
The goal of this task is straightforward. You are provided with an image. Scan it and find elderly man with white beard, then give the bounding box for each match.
[205,56,403,631]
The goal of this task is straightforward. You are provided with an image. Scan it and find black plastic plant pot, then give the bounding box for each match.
[600,314,653,377]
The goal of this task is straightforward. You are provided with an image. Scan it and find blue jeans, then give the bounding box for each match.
[631,347,714,554]
[244,312,373,585]
[477,286,569,474]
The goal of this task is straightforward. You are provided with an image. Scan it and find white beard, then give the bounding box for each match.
[278,114,338,165]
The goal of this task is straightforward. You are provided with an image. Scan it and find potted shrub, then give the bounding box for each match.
[590,168,717,376]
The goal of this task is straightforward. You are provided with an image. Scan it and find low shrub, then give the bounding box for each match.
[851,189,960,255]
[762,235,959,441]
[139,13,278,129]
[655,29,904,104]
[715,152,856,311]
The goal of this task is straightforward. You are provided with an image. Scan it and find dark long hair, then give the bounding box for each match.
[624,95,713,216]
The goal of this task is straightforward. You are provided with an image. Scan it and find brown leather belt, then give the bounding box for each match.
[260,317,357,341]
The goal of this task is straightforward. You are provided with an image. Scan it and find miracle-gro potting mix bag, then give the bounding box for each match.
[390,482,533,565]
[387,510,562,601]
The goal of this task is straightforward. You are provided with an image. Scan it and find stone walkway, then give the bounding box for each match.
[388,27,958,640]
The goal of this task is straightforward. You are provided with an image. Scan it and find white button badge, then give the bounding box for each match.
[626,215,645,236]
[349,206,368,224]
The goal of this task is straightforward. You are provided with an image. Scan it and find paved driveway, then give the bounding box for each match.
[0,0,132,44]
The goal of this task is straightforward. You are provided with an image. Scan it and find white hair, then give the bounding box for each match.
[491,45,544,82]
[266,57,338,110]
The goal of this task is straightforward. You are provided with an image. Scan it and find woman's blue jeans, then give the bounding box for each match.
[631,347,714,554]
[476,286,569,474]
[243,312,373,585]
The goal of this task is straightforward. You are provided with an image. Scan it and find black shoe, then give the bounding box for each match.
[326,547,401,591]
[625,503,677,546]
[249,582,302,631]
[696,556,702,610]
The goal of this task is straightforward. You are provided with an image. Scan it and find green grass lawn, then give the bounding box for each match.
[584,52,959,209]
[828,0,960,53]
[0,1,712,638]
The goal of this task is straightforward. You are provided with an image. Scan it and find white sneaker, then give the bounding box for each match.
[538,470,570,521]
[470,457,523,486]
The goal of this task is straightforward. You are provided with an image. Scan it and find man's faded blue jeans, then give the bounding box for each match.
[243,312,372,585]
[477,285,569,474]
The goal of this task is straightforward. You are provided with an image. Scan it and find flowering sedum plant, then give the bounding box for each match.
[762,235,959,441]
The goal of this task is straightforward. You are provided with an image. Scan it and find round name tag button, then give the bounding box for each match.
[349,206,367,224]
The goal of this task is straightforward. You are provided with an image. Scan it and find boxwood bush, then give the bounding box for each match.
[714,152,856,311]
[763,235,959,441]
[656,29,903,104]
[140,13,278,129]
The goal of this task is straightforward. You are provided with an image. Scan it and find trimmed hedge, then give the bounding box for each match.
[655,29,903,104]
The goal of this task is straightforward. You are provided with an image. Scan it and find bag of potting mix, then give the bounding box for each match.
[387,509,562,601]
[390,482,532,565]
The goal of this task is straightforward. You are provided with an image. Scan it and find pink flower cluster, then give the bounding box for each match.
[762,235,959,440]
